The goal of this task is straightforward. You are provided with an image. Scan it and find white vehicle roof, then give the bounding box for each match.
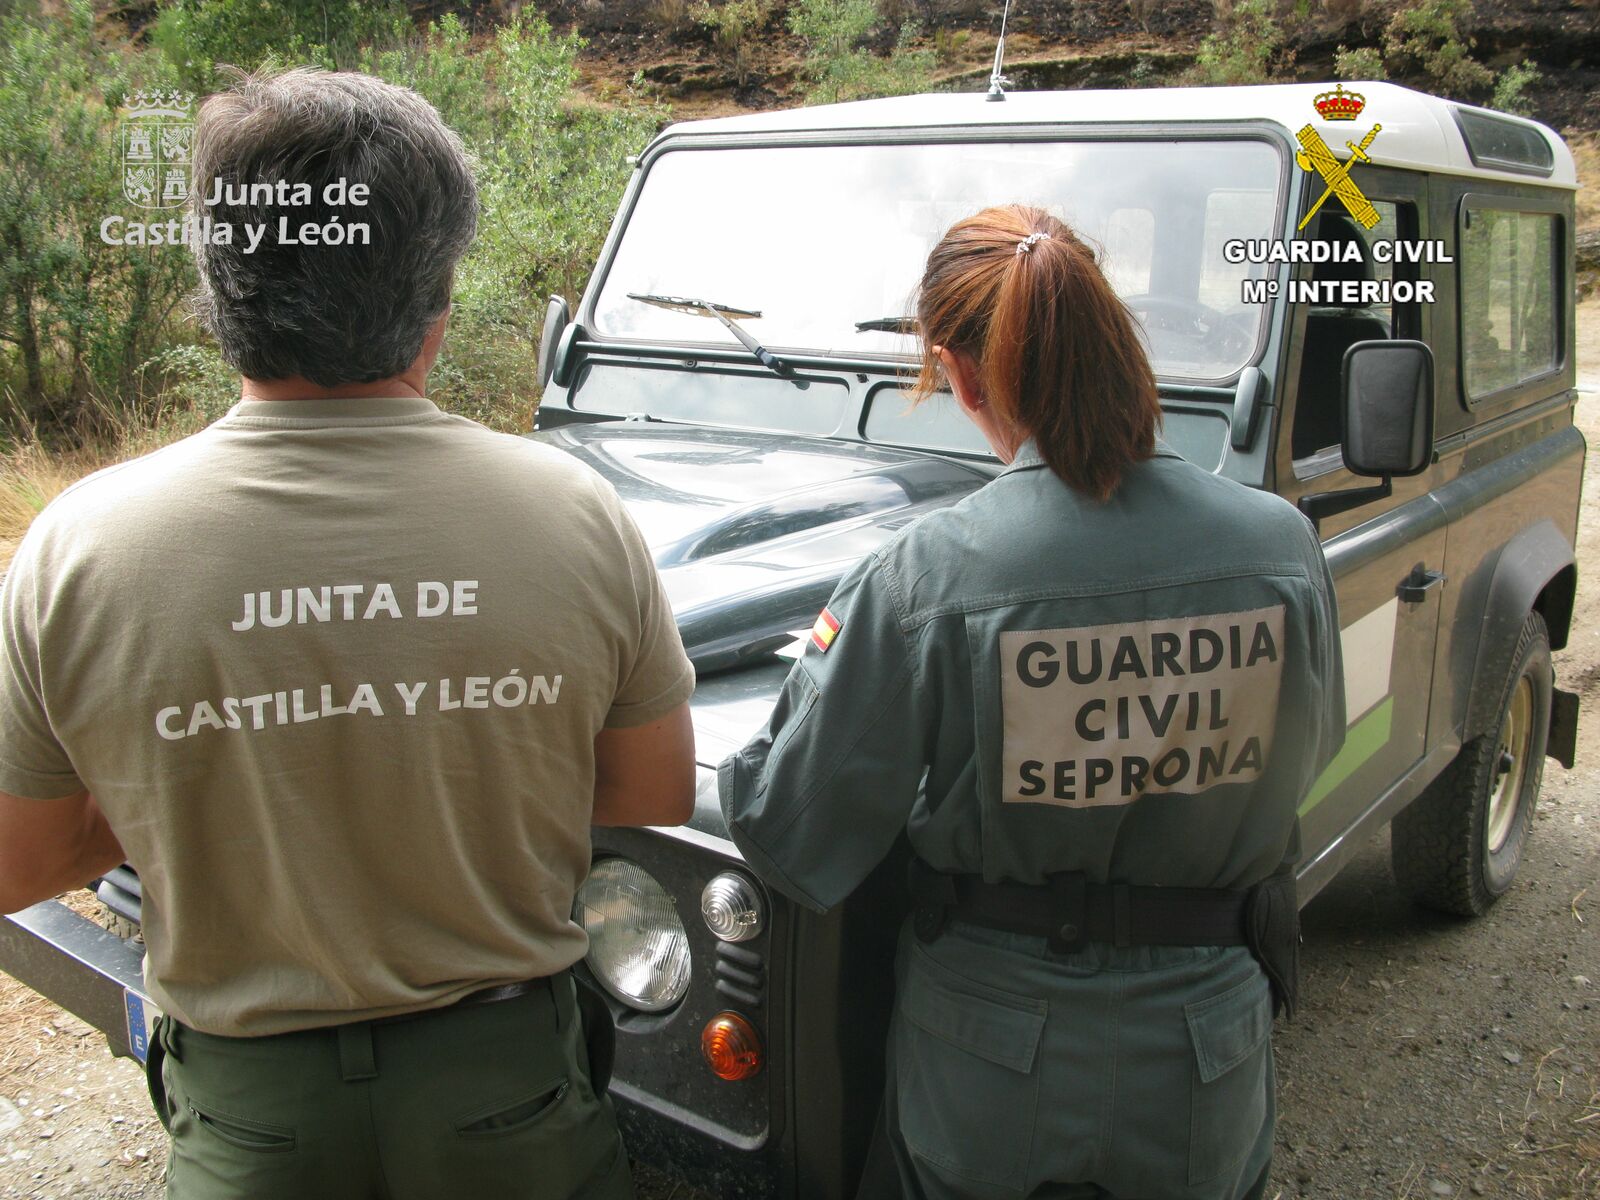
[661,81,1576,189]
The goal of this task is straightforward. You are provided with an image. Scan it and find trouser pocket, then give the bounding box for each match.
[892,941,1045,1197]
[421,977,633,1199]
[454,1079,570,1138]
[185,1101,296,1153]
[161,1049,308,1200]
[1186,970,1273,1186]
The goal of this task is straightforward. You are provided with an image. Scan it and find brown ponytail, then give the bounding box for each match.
[910,205,1160,501]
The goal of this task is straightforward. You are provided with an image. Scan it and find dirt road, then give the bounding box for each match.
[2,333,1598,1200]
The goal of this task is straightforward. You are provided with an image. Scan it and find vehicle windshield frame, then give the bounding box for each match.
[582,121,1295,387]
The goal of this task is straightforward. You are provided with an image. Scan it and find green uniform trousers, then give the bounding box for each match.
[885,922,1274,1200]
[147,973,633,1200]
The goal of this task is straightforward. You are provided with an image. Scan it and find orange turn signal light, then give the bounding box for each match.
[701,1011,763,1081]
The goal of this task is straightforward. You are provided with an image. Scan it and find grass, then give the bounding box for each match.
[0,406,211,573]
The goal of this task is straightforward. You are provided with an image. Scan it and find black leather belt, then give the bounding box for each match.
[910,859,1250,953]
[364,976,553,1027]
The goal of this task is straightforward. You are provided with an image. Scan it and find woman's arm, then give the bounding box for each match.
[719,555,929,912]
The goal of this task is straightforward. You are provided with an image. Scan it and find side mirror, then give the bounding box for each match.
[1299,340,1436,527]
[537,295,570,390]
[1341,340,1434,478]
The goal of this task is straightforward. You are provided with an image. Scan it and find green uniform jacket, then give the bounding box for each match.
[718,441,1346,909]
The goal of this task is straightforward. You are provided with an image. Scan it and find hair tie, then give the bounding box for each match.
[1015,231,1051,256]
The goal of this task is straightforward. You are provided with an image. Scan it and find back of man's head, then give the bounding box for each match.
[190,68,478,388]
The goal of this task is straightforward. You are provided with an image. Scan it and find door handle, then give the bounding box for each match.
[1398,569,1446,604]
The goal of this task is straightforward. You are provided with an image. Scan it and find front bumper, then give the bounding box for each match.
[0,836,901,1200]
[0,898,149,1060]
[0,892,794,1196]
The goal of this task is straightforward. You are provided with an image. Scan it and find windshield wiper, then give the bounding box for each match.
[854,316,919,334]
[627,293,789,377]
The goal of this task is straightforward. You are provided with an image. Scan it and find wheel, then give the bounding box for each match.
[1391,610,1552,916]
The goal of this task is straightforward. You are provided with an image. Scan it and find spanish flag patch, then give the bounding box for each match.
[810,607,841,653]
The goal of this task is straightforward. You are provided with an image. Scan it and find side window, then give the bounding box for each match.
[1291,200,1421,465]
[1358,203,1401,334]
[1459,207,1560,401]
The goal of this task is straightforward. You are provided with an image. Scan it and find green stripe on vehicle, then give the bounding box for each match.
[1300,696,1395,815]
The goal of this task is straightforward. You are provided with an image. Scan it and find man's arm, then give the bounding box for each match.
[592,702,696,827]
[0,790,125,915]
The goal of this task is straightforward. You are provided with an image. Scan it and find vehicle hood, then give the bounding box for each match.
[533,422,992,674]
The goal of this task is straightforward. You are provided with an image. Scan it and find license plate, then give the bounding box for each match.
[124,989,161,1064]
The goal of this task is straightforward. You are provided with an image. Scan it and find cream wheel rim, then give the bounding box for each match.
[1486,675,1533,855]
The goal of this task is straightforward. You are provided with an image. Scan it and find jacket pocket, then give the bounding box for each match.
[1186,970,1273,1185]
[185,1101,296,1154]
[454,1079,570,1139]
[894,942,1046,1196]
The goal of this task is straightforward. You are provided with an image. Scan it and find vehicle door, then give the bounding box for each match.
[1273,168,1449,883]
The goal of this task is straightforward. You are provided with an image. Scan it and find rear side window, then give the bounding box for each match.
[1459,205,1560,402]
[1452,109,1555,177]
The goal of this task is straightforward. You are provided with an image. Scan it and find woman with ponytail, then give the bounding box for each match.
[721,205,1346,1200]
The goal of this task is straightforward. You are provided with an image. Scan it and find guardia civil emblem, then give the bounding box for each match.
[1296,85,1382,232]
[120,90,195,210]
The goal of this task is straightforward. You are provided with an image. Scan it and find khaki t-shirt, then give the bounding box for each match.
[0,397,694,1036]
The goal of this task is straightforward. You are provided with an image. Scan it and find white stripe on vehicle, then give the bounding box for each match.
[1339,597,1398,725]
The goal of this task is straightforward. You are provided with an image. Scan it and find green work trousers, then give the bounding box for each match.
[885,922,1275,1200]
[146,974,633,1200]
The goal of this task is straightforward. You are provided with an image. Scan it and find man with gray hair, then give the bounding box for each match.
[0,68,694,1198]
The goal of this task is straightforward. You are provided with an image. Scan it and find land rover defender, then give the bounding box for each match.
[0,81,1582,1199]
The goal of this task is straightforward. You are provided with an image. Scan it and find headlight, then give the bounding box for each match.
[701,872,765,943]
[575,858,691,1013]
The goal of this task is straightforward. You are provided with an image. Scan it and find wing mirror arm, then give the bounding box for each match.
[1299,478,1392,527]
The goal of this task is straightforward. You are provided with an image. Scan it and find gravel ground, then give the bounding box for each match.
[1,322,1598,1200]
[1273,815,1598,1200]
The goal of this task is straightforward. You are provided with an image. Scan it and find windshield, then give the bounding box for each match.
[593,137,1285,382]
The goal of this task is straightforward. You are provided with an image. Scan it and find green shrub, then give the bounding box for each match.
[1189,0,1285,85]
[0,3,660,438]
[693,0,771,89]
[932,26,970,67]
[1382,0,1492,97]
[1491,59,1541,117]
[788,0,935,104]
[150,0,411,92]
[1334,44,1387,80]
[0,1,197,436]
[367,14,663,429]
[136,343,238,426]
[788,0,878,59]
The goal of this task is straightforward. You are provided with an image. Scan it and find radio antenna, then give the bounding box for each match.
[987,0,1015,101]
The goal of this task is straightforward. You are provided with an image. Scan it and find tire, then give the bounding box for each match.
[1391,611,1552,917]
[96,902,143,944]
